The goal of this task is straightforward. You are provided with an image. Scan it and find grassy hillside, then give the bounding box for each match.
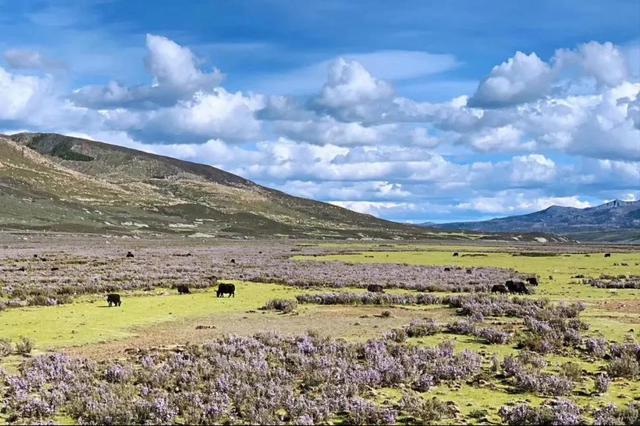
[0,132,463,239]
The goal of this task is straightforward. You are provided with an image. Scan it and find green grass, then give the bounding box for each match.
[0,281,301,350]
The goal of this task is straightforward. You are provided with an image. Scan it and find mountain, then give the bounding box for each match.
[0,132,459,239]
[432,200,640,243]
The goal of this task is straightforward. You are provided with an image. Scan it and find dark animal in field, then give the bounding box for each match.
[505,280,529,294]
[604,253,611,258]
[444,267,451,272]
[526,277,539,286]
[453,252,459,257]
[107,293,122,307]
[126,251,134,258]
[33,254,38,258]
[491,284,509,293]
[177,285,190,294]
[367,284,385,293]
[217,283,235,298]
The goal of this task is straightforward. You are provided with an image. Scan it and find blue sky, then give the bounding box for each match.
[1,0,639,222]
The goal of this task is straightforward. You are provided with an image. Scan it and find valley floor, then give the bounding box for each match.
[1,235,639,424]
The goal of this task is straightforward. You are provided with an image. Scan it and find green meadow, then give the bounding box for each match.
[1,242,639,424]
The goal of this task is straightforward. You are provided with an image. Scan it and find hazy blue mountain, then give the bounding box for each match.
[431,200,640,243]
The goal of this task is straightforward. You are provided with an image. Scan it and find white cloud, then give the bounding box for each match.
[469,52,553,108]
[0,66,54,120]
[72,34,223,109]
[554,41,628,88]
[313,58,394,121]
[457,192,592,214]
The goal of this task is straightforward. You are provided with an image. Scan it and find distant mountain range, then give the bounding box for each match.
[430,200,640,243]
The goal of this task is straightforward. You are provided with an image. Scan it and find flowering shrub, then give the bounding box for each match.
[296,292,443,306]
[399,391,456,423]
[1,333,483,424]
[585,275,640,289]
[502,356,576,396]
[593,403,640,426]
[585,337,609,358]
[499,399,582,425]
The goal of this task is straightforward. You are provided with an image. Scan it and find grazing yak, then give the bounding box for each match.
[505,280,529,294]
[177,285,190,294]
[604,253,611,258]
[491,284,509,293]
[444,267,451,272]
[126,251,135,258]
[217,283,235,298]
[107,293,122,307]
[526,277,539,286]
[452,252,459,257]
[367,284,385,293]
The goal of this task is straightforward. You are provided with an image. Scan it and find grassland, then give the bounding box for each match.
[1,238,639,424]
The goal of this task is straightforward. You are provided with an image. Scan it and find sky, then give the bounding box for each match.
[0,0,639,223]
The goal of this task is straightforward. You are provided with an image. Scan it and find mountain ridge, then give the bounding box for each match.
[0,132,456,240]
[430,200,640,243]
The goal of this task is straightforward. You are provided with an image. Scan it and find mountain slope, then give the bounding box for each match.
[0,132,452,239]
[433,200,640,243]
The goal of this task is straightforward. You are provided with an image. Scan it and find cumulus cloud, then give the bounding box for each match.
[313,58,394,120]
[72,34,223,109]
[554,41,628,88]
[0,66,54,121]
[468,52,553,108]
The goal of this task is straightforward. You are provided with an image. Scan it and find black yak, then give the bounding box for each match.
[367,284,384,293]
[526,277,539,286]
[505,280,529,294]
[491,284,509,293]
[107,293,122,307]
[217,283,235,298]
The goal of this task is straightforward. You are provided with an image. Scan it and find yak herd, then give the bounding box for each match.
[106,252,235,307]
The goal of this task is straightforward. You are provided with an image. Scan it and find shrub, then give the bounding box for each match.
[15,337,34,355]
[593,403,640,426]
[405,320,440,338]
[399,391,455,423]
[0,338,12,357]
[561,362,583,382]
[585,337,608,358]
[607,352,640,378]
[499,400,582,425]
[594,373,610,395]
[477,327,511,344]
[261,299,298,313]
